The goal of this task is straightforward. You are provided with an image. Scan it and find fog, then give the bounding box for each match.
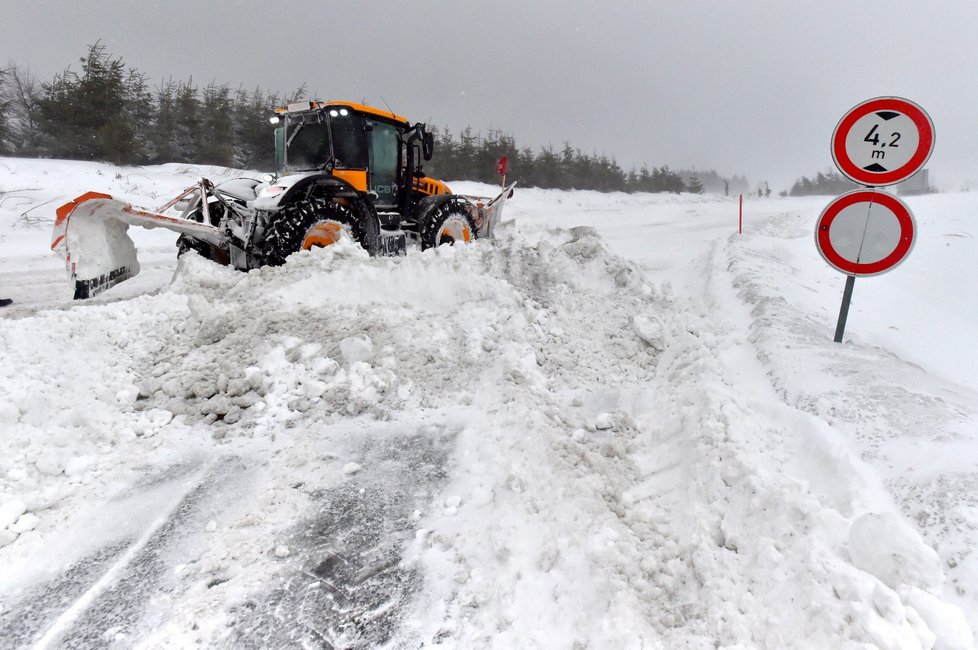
[3,0,976,191]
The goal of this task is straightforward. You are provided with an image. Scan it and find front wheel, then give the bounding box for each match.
[419,199,478,250]
[263,196,379,266]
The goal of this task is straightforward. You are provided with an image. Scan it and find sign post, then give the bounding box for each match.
[819,97,933,342]
[834,275,856,343]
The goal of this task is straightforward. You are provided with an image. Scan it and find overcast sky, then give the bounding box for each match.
[3,0,977,191]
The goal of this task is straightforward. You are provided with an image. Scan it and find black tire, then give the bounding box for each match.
[263,195,379,266]
[418,198,478,250]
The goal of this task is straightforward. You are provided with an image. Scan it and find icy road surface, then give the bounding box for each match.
[0,159,976,648]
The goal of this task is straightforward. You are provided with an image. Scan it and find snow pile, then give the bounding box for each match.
[0,160,976,648]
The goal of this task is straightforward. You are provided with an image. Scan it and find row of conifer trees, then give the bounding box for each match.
[1,43,744,193]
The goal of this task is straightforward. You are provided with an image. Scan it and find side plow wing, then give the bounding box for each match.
[52,192,226,300]
[469,181,517,239]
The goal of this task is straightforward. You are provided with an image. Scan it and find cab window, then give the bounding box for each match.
[285,121,330,170]
[329,109,367,169]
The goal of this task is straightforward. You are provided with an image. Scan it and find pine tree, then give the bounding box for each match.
[198,82,235,167]
[148,79,179,164]
[789,169,856,196]
[233,86,276,169]
[0,68,10,153]
[37,42,141,163]
[171,80,200,163]
[121,69,152,163]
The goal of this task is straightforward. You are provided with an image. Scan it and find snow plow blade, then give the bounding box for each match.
[471,181,517,239]
[52,192,225,300]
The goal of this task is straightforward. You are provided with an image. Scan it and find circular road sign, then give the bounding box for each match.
[815,189,916,276]
[832,97,934,186]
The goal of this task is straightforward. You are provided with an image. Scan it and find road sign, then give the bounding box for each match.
[815,189,916,277]
[832,97,934,186]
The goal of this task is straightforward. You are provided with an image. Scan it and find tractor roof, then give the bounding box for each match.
[275,100,409,125]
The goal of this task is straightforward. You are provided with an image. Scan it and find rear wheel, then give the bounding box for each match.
[264,196,379,265]
[419,199,478,250]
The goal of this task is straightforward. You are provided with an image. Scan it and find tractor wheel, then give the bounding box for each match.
[264,196,379,265]
[419,199,478,250]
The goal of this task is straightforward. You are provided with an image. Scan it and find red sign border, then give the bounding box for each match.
[832,97,934,186]
[815,189,916,276]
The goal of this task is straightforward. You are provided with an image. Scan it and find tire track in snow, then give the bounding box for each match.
[221,426,454,649]
[0,457,252,649]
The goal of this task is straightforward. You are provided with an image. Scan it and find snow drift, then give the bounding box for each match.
[0,159,976,648]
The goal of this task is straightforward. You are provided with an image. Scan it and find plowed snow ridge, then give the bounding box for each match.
[0,160,975,648]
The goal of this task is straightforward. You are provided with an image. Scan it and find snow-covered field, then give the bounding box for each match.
[1,157,976,649]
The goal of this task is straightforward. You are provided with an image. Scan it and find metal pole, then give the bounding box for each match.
[834,275,856,343]
[739,194,743,234]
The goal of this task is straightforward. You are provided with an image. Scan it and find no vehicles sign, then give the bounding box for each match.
[816,189,916,277]
[832,97,934,186]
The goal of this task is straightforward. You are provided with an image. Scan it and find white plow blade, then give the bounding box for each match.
[52,192,225,300]
[473,182,517,239]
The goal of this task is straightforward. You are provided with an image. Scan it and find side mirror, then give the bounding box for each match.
[422,131,434,161]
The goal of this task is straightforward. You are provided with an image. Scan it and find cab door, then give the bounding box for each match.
[366,119,400,208]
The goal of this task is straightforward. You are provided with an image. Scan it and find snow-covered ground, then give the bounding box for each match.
[1,158,976,649]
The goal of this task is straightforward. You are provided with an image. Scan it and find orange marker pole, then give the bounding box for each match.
[739,194,743,234]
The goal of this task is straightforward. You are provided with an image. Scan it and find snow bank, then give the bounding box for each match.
[0,160,975,648]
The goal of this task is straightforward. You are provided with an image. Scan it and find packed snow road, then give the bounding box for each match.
[0,160,976,648]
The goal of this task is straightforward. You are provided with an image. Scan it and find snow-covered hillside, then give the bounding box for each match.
[1,158,976,649]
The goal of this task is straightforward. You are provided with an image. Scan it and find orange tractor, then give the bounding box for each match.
[52,100,515,298]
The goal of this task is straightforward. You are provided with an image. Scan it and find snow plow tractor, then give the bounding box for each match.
[51,100,516,299]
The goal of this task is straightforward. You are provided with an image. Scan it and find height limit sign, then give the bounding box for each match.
[832,96,934,186]
[819,96,934,342]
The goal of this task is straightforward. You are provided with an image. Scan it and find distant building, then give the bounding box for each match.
[896,169,932,195]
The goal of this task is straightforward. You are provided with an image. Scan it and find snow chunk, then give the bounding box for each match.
[593,412,615,430]
[342,462,363,476]
[899,585,975,650]
[0,400,20,425]
[848,512,944,591]
[274,545,290,559]
[340,337,373,365]
[0,499,27,529]
[64,455,97,477]
[201,395,233,416]
[632,314,665,349]
[34,451,66,476]
[10,512,39,534]
[444,495,462,516]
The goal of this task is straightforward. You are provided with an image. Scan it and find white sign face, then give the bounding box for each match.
[832,97,934,187]
[815,189,916,276]
[827,200,903,265]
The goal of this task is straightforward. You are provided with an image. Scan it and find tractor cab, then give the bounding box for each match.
[271,101,442,214]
